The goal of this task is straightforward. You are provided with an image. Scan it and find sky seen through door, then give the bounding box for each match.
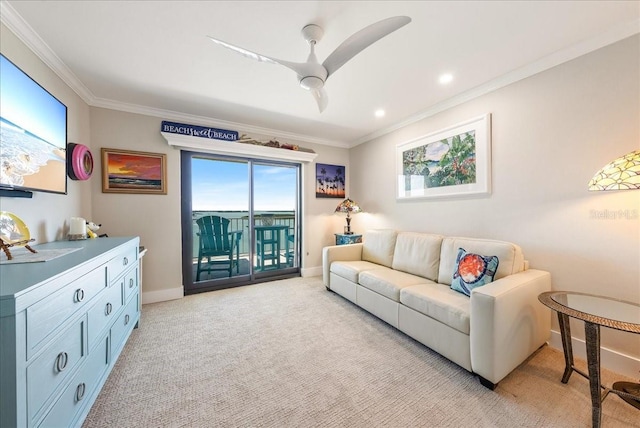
[191,158,296,212]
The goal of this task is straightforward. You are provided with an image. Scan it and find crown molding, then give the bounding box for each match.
[3,1,638,150]
[92,97,348,148]
[350,18,640,148]
[0,1,95,104]
[1,1,346,149]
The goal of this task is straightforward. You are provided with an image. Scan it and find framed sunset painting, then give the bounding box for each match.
[101,148,167,194]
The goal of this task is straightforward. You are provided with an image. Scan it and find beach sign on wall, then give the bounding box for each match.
[161,121,238,142]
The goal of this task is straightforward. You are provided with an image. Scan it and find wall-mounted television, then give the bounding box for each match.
[0,53,67,195]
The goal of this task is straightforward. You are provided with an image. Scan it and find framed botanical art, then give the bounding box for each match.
[396,114,491,200]
[101,148,167,194]
[316,163,345,198]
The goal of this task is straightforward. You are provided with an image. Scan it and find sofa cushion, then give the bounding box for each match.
[400,283,471,335]
[438,237,524,285]
[451,248,500,296]
[359,268,431,302]
[330,260,381,284]
[362,229,397,268]
[392,232,443,281]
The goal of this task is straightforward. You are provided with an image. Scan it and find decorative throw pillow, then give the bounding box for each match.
[451,248,499,296]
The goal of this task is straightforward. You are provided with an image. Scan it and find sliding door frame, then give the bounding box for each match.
[180,150,302,295]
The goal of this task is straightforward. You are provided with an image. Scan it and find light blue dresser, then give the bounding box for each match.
[0,237,140,427]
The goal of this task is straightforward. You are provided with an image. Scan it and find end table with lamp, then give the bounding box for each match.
[538,291,640,428]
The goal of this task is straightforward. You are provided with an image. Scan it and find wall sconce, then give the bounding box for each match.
[335,198,362,235]
[588,150,640,191]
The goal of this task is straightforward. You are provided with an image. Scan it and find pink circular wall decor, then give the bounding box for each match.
[67,143,94,181]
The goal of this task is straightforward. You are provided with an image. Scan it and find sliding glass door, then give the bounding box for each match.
[253,162,300,273]
[181,151,300,294]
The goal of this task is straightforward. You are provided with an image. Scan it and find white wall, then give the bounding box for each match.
[90,107,349,300]
[89,109,183,302]
[350,35,640,361]
[0,23,92,243]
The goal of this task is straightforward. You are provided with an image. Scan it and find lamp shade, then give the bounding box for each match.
[588,150,640,191]
[335,198,362,215]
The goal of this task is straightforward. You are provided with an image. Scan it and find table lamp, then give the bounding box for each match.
[335,198,362,235]
[588,150,640,191]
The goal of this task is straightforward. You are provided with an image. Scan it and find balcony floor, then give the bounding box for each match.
[192,253,293,281]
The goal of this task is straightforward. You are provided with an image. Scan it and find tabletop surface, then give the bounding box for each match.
[0,237,138,301]
[539,291,640,333]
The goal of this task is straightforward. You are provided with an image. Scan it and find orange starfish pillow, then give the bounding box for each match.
[451,248,499,296]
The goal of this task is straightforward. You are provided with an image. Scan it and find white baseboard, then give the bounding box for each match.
[142,286,184,305]
[549,329,640,380]
[301,265,322,277]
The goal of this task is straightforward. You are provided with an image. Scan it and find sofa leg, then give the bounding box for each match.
[478,376,497,390]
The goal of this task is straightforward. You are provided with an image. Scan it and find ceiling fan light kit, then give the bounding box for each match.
[300,76,325,90]
[208,16,411,112]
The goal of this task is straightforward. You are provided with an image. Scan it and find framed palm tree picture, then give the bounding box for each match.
[396,114,491,200]
[316,163,345,198]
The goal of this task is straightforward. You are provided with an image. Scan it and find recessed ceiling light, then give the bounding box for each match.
[374,109,385,118]
[439,73,453,84]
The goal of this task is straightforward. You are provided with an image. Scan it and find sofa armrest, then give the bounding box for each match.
[470,269,552,384]
[322,243,364,287]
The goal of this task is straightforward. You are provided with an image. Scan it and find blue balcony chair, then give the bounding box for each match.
[195,215,243,280]
[286,230,296,266]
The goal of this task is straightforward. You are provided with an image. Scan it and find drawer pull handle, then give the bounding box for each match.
[129,278,134,288]
[123,257,128,266]
[55,351,68,372]
[75,288,85,303]
[105,302,113,316]
[125,314,130,325]
[75,382,86,402]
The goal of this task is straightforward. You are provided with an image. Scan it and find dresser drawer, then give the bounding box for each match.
[26,267,106,357]
[27,315,86,423]
[37,331,109,428]
[87,282,123,351]
[111,293,139,358]
[123,266,138,303]
[107,246,138,284]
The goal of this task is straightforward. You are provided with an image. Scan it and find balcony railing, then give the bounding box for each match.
[192,210,295,260]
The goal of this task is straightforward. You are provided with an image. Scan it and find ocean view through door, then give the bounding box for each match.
[181,152,301,294]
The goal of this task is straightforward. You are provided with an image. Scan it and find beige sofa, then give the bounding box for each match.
[322,229,551,389]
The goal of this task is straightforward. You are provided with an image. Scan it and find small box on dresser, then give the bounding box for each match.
[0,237,140,428]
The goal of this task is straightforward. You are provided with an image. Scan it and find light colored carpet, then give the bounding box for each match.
[83,277,639,427]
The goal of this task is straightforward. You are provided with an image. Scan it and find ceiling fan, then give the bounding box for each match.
[207,16,411,113]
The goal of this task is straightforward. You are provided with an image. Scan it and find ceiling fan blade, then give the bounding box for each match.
[322,16,411,78]
[311,87,328,112]
[207,36,307,75]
